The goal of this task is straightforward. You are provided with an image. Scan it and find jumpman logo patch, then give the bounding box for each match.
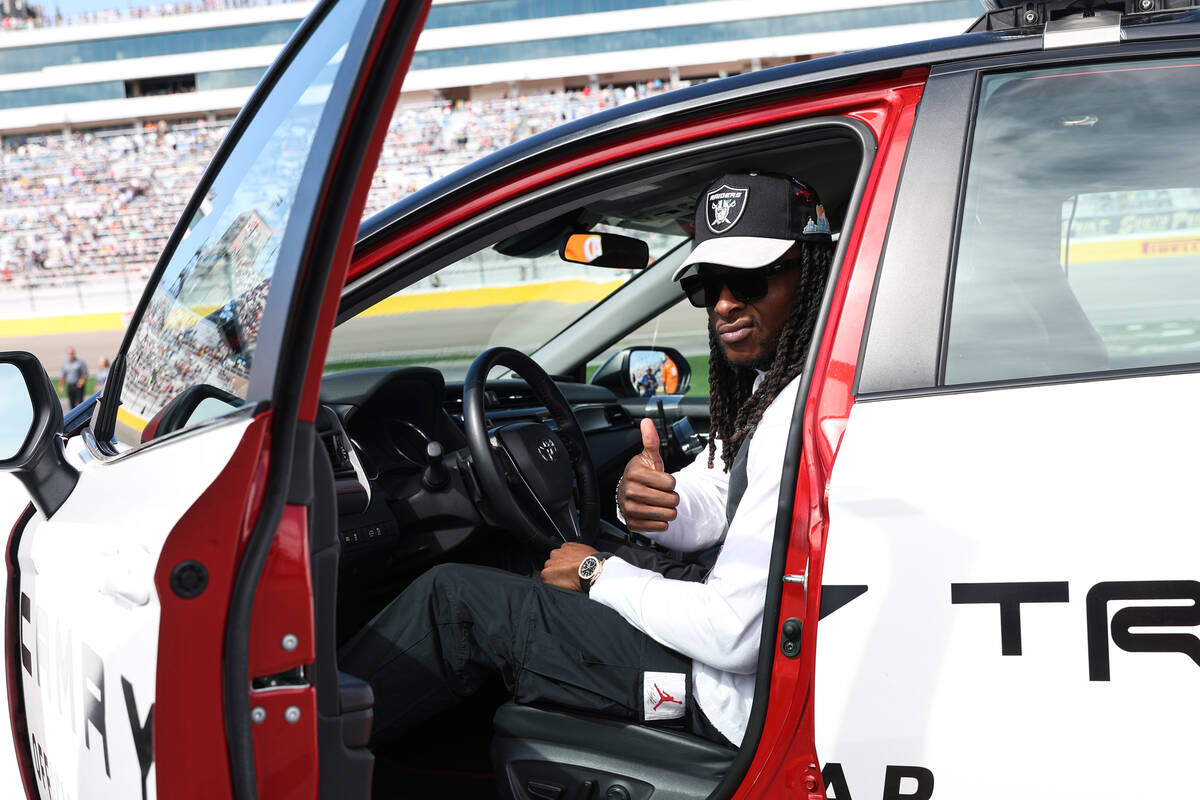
[643,671,686,721]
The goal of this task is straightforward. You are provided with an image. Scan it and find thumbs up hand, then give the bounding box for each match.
[618,418,680,534]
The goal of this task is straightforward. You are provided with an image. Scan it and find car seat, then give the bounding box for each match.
[946,247,1108,384]
[491,702,737,800]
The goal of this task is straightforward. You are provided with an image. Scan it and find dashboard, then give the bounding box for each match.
[316,366,641,569]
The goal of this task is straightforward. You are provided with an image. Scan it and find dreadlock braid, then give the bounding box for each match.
[706,241,833,472]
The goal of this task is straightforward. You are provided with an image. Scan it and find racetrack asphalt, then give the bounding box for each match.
[4,299,709,385]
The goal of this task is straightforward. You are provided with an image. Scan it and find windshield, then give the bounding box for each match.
[327,225,689,380]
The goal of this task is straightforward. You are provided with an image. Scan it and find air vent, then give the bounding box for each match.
[488,389,539,408]
[445,390,541,414]
[604,405,633,426]
[321,431,357,478]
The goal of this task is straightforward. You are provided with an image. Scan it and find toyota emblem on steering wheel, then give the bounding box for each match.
[537,438,558,462]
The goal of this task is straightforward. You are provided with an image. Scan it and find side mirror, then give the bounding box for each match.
[560,233,649,269]
[0,351,78,518]
[141,383,244,443]
[590,346,691,399]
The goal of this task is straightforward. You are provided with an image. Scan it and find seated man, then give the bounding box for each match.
[338,172,834,749]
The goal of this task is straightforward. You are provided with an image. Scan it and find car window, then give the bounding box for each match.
[326,224,688,381]
[945,57,1200,385]
[589,301,709,397]
[114,0,365,446]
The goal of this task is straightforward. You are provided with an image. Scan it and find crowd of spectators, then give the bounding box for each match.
[1,0,300,31]
[4,83,673,416]
[0,83,672,296]
[1,118,231,287]
[122,210,272,420]
[120,281,253,421]
[364,83,669,217]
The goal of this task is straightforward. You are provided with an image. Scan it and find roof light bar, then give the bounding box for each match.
[969,0,1200,32]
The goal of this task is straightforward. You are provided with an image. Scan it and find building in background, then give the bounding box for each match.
[0,0,977,134]
[0,0,979,327]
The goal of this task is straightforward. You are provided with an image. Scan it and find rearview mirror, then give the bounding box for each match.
[590,346,691,399]
[560,233,649,269]
[0,351,78,518]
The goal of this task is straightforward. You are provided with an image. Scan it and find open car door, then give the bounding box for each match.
[2,1,430,798]
[337,66,928,799]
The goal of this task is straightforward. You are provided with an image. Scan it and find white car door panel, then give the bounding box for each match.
[1,0,409,795]
[18,418,252,800]
[817,374,1200,797]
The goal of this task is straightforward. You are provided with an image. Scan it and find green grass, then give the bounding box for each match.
[54,376,97,400]
[685,354,710,397]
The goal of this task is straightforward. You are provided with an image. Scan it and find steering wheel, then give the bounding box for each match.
[463,347,600,553]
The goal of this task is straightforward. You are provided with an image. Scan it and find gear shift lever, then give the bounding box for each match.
[423,441,449,491]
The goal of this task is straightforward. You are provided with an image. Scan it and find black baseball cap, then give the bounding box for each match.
[672,172,832,280]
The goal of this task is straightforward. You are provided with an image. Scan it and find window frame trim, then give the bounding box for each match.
[856,36,1200,400]
[941,49,1200,392]
[853,68,977,396]
[92,0,372,459]
[858,357,1200,402]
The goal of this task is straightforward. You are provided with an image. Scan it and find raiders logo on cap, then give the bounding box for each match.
[672,172,832,280]
[705,184,748,234]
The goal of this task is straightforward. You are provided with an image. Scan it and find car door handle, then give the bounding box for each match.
[101,577,151,606]
[99,543,155,607]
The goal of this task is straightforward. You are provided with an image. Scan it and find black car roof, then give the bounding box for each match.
[356,8,1200,249]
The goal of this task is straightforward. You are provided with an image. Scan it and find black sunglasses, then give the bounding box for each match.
[679,259,798,308]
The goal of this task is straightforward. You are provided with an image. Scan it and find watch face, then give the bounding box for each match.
[578,556,600,580]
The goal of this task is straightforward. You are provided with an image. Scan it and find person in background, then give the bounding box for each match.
[660,354,680,394]
[95,357,110,394]
[638,367,659,398]
[60,347,88,409]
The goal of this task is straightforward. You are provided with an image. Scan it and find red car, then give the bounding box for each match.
[4,0,1200,797]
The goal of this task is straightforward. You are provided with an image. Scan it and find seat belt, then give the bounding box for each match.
[724,442,750,527]
[699,442,750,581]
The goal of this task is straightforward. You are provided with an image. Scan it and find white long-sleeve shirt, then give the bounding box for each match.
[591,372,799,745]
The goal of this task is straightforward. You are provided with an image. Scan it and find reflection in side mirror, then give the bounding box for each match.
[629,350,682,397]
[590,346,692,399]
[560,233,650,269]
[0,363,34,461]
[0,351,78,518]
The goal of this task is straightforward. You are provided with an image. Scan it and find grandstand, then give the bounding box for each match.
[0,0,980,323]
[0,0,982,135]
[0,86,671,319]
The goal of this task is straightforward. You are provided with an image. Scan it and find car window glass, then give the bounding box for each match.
[114,0,365,447]
[326,225,687,381]
[945,58,1200,385]
[589,301,709,397]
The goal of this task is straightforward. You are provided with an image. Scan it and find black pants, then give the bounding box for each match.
[67,384,84,408]
[338,563,732,747]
